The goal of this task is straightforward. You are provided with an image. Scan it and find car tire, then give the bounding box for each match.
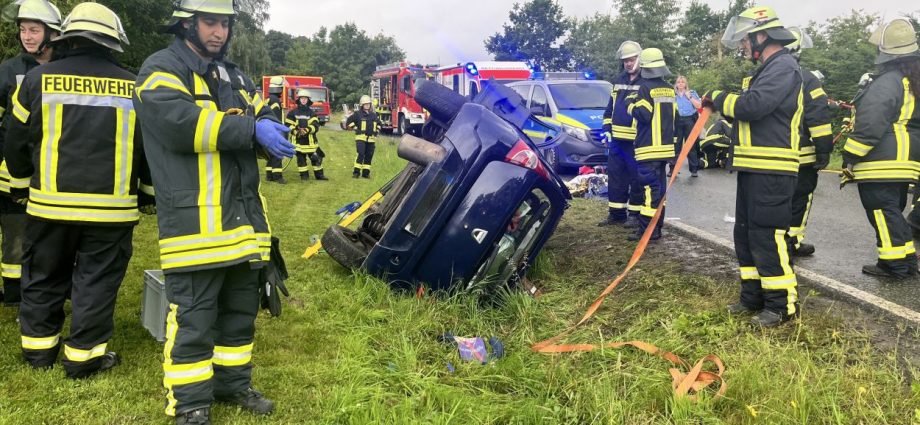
[415,80,466,123]
[542,148,559,173]
[321,225,368,270]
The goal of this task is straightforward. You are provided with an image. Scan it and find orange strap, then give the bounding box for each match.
[532,110,726,400]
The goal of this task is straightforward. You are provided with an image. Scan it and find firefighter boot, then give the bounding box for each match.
[361,169,371,179]
[314,169,328,181]
[300,172,310,181]
[597,216,626,227]
[791,243,815,257]
[622,214,640,229]
[265,170,273,182]
[65,351,121,379]
[750,310,793,327]
[2,277,21,306]
[727,302,760,315]
[353,168,360,178]
[215,387,275,415]
[176,407,211,425]
[273,175,287,185]
[862,262,913,279]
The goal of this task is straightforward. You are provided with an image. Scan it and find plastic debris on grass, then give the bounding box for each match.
[440,333,505,365]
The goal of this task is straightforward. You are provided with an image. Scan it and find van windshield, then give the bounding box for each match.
[547,82,611,110]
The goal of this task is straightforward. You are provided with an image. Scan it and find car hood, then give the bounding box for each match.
[556,109,606,130]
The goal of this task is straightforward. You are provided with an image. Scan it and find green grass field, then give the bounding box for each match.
[0,128,918,424]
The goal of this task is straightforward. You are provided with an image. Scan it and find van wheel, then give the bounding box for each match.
[542,148,559,172]
[322,225,368,269]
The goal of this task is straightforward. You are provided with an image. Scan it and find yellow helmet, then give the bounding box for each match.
[173,0,236,19]
[296,88,311,99]
[785,26,814,55]
[722,6,795,49]
[617,40,642,60]
[53,2,129,52]
[359,95,372,106]
[869,18,919,65]
[2,0,62,31]
[639,48,671,79]
[268,76,283,94]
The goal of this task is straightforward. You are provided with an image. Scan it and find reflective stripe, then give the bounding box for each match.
[139,183,155,196]
[630,99,652,114]
[740,267,760,280]
[137,72,190,100]
[774,229,795,277]
[41,103,62,192]
[761,274,797,290]
[41,93,134,110]
[213,343,254,367]
[809,87,826,100]
[64,343,107,362]
[893,78,915,162]
[159,226,257,253]
[640,185,655,217]
[731,157,800,174]
[11,83,29,123]
[613,84,640,91]
[163,359,214,386]
[790,88,805,152]
[723,93,739,118]
[160,241,262,270]
[29,188,137,207]
[27,203,140,223]
[608,202,627,209]
[808,123,832,138]
[10,176,30,189]
[843,138,872,156]
[114,106,135,197]
[1,263,22,279]
[733,145,800,160]
[164,304,180,416]
[22,334,60,350]
[873,209,893,253]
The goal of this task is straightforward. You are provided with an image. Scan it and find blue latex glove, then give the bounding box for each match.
[255,119,295,158]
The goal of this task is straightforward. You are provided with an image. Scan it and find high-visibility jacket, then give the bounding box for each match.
[345,109,381,142]
[602,71,640,142]
[286,104,319,153]
[134,39,274,274]
[712,50,804,176]
[843,68,920,183]
[0,53,40,196]
[628,77,676,162]
[5,49,150,225]
[700,118,732,149]
[267,93,282,122]
[799,70,833,166]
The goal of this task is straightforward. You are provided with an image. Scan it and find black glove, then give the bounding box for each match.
[11,187,28,206]
[813,153,830,170]
[138,192,156,215]
[260,236,289,317]
[841,152,859,169]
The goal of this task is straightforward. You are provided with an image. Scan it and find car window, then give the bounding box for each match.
[531,86,550,116]
[510,84,531,101]
[547,82,612,110]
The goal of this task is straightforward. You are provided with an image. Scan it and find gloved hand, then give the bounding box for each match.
[138,192,156,215]
[624,92,638,105]
[600,132,611,146]
[813,153,830,170]
[255,119,295,159]
[225,107,245,116]
[11,187,28,206]
[259,236,289,317]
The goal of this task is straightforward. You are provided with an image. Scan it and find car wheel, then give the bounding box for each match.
[415,80,466,123]
[542,148,559,172]
[321,225,368,269]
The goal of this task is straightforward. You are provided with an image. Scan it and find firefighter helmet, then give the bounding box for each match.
[162,0,237,59]
[172,0,236,19]
[359,95,372,106]
[268,76,283,94]
[639,48,671,79]
[869,18,919,65]
[617,40,642,59]
[786,26,814,57]
[52,2,129,52]
[722,6,795,50]
[2,0,62,30]
[296,88,311,99]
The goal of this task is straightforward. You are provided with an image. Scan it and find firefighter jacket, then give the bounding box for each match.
[799,70,834,166]
[286,103,319,153]
[346,109,381,142]
[711,49,804,176]
[843,68,920,183]
[267,93,282,122]
[700,118,732,149]
[602,71,641,142]
[0,53,40,196]
[628,77,676,162]
[134,38,274,274]
[4,49,151,226]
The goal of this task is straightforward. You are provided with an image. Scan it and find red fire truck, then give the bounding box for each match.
[434,61,532,97]
[370,62,435,135]
[261,75,333,125]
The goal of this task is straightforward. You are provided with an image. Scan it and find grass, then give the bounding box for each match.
[1,128,919,424]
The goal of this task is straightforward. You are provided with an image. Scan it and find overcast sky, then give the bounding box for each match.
[266,1,916,65]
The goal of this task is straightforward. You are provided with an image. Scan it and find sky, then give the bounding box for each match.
[266,0,915,65]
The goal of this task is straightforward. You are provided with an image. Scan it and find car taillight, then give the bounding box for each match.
[505,139,550,180]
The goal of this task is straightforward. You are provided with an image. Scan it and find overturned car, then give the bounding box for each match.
[321,80,571,292]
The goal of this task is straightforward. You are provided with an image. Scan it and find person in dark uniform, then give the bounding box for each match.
[345,95,382,178]
[286,88,327,181]
[264,76,286,183]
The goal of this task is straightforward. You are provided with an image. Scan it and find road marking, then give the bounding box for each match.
[667,220,920,325]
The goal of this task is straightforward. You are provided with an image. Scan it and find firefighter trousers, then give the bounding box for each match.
[162,262,261,416]
[734,172,798,316]
[857,182,918,276]
[19,219,133,376]
[606,141,644,221]
[0,196,27,304]
[354,140,376,177]
[296,149,324,178]
[265,155,283,181]
[636,161,666,238]
[786,165,819,250]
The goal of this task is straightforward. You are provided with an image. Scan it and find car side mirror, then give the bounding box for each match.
[530,105,545,116]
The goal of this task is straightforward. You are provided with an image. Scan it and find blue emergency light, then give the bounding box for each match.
[465,62,479,76]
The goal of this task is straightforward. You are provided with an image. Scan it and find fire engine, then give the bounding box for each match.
[261,75,333,125]
[370,62,435,135]
[434,61,532,97]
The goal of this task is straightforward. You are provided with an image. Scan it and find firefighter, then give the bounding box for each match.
[842,18,920,279]
[785,27,834,258]
[346,95,382,178]
[265,76,286,183]
[286,88,327,181]
[624,48,676,242]
[133,0,294,422]
[599,40,644,228]
[703,6,803,327]
[698,105,732,169]
[5,2,151,377]
[0,0,61,307]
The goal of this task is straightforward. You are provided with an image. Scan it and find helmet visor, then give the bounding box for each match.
[721,16,760,49]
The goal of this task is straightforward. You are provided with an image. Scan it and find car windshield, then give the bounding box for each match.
[547,82,611,110]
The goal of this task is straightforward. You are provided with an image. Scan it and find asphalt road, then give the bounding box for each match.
[663,165,920,313]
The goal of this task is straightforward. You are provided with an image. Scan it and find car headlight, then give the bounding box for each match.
[562,124,591,142]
